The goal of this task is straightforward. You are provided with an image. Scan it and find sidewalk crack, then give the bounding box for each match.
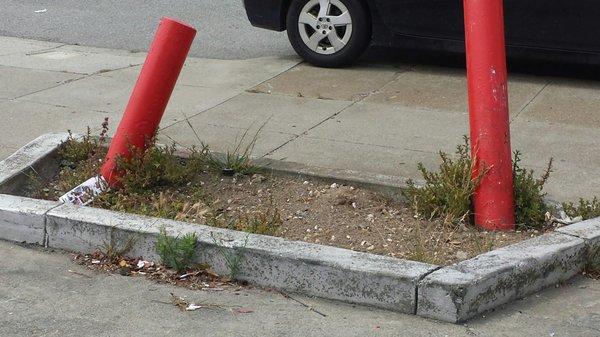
[414,266,443,314]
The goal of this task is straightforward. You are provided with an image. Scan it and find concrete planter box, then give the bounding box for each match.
[1,133,598,323]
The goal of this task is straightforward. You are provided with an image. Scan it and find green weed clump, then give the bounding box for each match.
[57,119,109,192]
[512,151,553,229]
[115,143,207,194]
[404,137,485,226]
[562,197,600,221]
[155,227,198,272]
[406,137,555,229]
[204,125,263,177]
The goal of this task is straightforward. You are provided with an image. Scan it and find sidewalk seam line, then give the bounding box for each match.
[0,63,85,75]
[25,43,70,56]
[249,60,303,90]
[8,63,142,101]
[511,79,552,122]
[262,66,412,158]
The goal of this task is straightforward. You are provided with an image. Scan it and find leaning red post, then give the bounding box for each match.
[101,17,196,186]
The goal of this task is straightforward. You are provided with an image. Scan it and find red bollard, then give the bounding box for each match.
[464,0,515,230]
[101,17,196,186]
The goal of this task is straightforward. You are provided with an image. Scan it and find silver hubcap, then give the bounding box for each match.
[298,0,353,55]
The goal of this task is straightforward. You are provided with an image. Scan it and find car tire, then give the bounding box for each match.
[287,0,371,68]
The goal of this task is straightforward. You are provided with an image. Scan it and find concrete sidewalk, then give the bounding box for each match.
[2,240,600,337]
[1,36,599,203]
[1,36,600,336]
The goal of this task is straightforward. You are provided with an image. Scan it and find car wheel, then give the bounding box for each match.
[287,0,371,68]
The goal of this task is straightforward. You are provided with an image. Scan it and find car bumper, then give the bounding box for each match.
[243,0,287,31]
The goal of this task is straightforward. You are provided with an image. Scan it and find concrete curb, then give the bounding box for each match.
[417,232,587,322]
[45,204,437,313]
[1,133,599,323]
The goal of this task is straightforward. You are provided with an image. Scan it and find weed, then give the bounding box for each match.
[406,137,556,229]
[56,119,109,192]
[207,199,281,236]
[404,136,485,226]
[100,227,136,262]
[562,197,600,221]
[115,143,206,194]
[471,233,494,255]
[512,151,553,229]
[156,227,198,272]
[210,233,249,280]
[204,121,267,177]
[407,223,430,263]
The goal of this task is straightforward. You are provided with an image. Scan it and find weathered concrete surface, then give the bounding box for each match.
[417,232,587,322]
[0,36,599,201]
[251,63,405,101]
[518,79,600,128]
[265,102,468,179]
[159,92,352,156]
[45,204,437,314]
[2,240,600,337]
[0,44,145,74]
[0,195,59,245]
[0,36,62,56]
[0,101,109,150]
[558,217,600,253]
[0,65,80,100]
[364,65,548,115]
[0,133,68,194]
[46,204,160,260]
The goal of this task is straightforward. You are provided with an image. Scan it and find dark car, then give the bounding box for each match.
[243,0,600,67]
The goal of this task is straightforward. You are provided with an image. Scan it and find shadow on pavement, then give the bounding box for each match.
[360,46,600,80]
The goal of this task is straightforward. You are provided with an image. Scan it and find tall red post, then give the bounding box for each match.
[464,0,515,230]
[101,17,196,186]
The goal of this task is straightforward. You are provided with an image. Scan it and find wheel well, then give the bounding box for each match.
[282,0,372,30]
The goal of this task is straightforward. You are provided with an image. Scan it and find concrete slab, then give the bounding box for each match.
[365,65,549,115]
[179,56,300,90]
[0,36,62,56]
[0,65,81,99]
[0,45,144,74]
[165,92,352,135]
[267,100,600,201]
[517,79,600,128]
[159,92,352,156]
[251,63,405,101]
[511,119,600,201]
[0,100,111,150]
[418,232,587,322]
[18,68,239,126]
[267,102,468,177]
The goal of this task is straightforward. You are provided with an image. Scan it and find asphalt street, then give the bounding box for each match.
[0,0,293,59]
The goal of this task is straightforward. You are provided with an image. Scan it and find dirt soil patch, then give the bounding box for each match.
[31,173,547,266]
